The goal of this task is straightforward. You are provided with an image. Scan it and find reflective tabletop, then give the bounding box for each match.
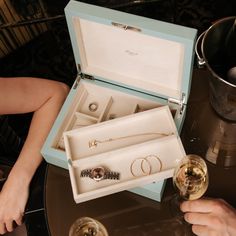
[1,1,236,235]
[44,68,236,236]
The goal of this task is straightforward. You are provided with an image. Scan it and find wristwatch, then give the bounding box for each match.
[80,166,120,182]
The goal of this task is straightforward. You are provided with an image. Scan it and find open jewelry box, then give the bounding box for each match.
[41,0,197,202]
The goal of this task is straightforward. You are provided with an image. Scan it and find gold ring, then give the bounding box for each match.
[88,102,98,112]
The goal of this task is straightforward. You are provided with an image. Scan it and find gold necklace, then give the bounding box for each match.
[88,132,174,148]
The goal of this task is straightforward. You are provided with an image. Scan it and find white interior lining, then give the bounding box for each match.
[64,106,177,160]
[73,18,185,99]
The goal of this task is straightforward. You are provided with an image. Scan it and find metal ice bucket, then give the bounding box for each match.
[196,16,236,121]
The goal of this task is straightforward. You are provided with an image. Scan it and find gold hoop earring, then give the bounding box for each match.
[140,158,152,175]
[130,158,151,177]
[144,155,162,173]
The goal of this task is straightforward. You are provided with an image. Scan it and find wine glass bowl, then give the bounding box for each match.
[69,217,109,236]
[173,154,209,201]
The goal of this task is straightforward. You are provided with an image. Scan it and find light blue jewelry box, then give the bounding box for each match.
[41,0,197,202]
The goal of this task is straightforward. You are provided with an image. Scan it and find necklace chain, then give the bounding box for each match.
[88,132,174,148]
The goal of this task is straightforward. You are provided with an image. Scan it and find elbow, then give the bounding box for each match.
[55,82,70,102]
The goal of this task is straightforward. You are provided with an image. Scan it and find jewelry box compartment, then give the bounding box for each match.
[54,79,176,151]
[64,106,185,203]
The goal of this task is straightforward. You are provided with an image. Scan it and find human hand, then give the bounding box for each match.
[180,198,236,236]
[0,174,29,234]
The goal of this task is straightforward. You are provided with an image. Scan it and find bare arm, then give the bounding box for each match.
[0,77,69,233]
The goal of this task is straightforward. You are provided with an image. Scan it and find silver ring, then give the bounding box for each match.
[80,166,120,182]
[88,102,98,112]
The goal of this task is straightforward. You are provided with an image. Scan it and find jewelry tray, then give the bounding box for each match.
[54,79,171,151]
[64,106,185,203]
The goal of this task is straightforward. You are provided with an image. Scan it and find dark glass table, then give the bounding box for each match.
[1,1,236,235]
[44,67,236,236]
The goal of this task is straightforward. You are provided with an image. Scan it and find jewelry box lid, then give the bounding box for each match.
[64,0,197,103]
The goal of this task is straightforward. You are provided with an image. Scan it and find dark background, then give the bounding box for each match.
[0,0,236,235]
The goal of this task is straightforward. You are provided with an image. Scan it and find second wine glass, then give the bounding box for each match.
[69,217,109,236]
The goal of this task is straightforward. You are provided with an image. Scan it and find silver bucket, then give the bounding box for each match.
[196,16,236,121]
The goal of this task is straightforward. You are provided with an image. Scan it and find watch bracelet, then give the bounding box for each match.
[104,171,120,180]
[80,169,91,177]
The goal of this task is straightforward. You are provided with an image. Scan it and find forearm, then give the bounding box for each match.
[0,77,69,233]
[7,83,69,185]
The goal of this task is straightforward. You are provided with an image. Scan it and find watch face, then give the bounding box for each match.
[91,167,106,181]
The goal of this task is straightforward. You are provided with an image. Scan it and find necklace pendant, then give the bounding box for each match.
[89,140,97,148]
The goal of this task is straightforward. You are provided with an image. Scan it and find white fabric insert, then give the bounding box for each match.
[73,18,185,99]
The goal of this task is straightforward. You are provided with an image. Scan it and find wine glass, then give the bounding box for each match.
[173,154,209,202]
[170,154,209,235]
[69,217,109,236]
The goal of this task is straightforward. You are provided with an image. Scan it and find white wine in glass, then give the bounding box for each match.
[69,217,109,236]
[173,154,209,201]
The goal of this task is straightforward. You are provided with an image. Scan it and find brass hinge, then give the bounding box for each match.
[168,93,185,115]
[73,65,95,89]
[81,74,95,80]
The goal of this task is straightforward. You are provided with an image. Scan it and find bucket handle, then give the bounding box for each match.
[195,31,206,68]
